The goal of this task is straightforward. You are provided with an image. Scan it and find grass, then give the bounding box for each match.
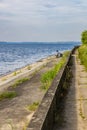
[41,51,70,90]
[2,78,7,81]
[0,91,17,101]
[27,102,39,111]
[11,78,29,88]
[23,122,29,130]
[13,71,17,76]
[27,66,31,70]
[13,70,22,76]
[78,45,87,70]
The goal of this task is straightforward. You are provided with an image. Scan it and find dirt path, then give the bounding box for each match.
[0,56,59,130]
[53,52,87,130]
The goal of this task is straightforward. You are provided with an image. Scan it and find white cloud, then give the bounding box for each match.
[0,0,87,41]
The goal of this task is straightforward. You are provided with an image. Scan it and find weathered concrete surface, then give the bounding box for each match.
[76,51,87,128]
[0,56,59,130]
[53,50,87,130]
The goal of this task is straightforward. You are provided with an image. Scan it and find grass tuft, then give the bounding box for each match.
[27,102,39,111]
[11,78,29,88]
[13,71,17,76]
[0,91,17,101]
[2,78,7,81]
[27,66,31,70]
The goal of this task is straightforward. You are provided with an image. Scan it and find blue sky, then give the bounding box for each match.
[0,0,87,42]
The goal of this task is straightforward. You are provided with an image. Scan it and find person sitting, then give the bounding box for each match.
[56,50,59,58]
[56,50,63,58]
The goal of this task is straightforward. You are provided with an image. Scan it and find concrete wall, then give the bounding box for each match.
[27,46,79,130]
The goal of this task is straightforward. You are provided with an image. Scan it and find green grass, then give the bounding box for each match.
[13,71,17,76]
[27,66,31,70]
[27,102,39,111]
[0,91,17,101]
[11,78,29,88]
[41,51,70,90]
[13,70,22,76]
[78,45,87,70]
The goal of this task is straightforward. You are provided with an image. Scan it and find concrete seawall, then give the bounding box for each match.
[27,46,79,130]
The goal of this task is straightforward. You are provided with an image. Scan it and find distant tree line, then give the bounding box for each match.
[81,30,87,44]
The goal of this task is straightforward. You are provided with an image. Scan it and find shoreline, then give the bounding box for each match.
[0,55,56,93]
[0,54,54,78]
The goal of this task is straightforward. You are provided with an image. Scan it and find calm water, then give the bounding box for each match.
[0,42,80,76]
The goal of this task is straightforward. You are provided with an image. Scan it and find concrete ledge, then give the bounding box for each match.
[26,46,79,130]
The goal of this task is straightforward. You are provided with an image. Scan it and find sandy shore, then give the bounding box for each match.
[0,55,56,93]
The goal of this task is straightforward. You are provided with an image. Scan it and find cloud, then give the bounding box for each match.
[0,0,87,22]
[0,0,87,41]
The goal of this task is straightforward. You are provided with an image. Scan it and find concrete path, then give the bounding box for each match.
[53,51,87,130]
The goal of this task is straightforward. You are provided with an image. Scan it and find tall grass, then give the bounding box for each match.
[41,51,70,90]
[78,45,87,70]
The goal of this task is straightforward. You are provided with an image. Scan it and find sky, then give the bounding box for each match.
[0,0,87,42]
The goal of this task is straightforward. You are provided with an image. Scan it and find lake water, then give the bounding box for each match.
[0,42,80,76]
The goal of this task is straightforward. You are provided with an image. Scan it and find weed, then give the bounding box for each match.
[11,78,29,88]
[22,121,29,130]
[2,78,7,81]
[79,96,86,120]
[27,66,31,70]
[13,70,22,76]
[0,91,17,101]
[41,51,70,90]
[27,102,39,111]
[13,71,17,76]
